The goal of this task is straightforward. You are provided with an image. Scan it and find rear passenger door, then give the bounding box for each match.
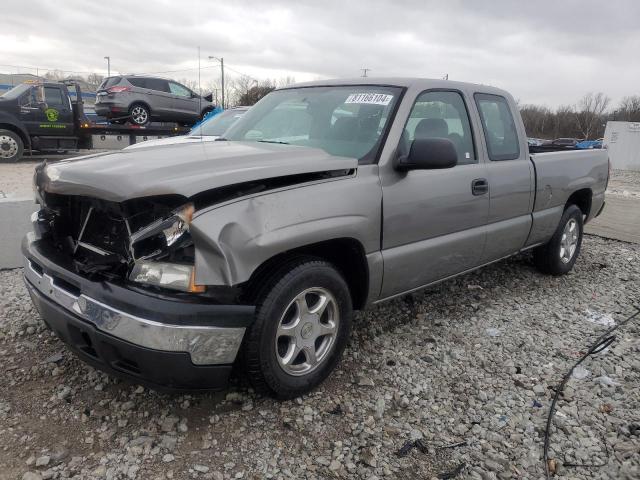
[380,90,489,299]
[474,93,533,263]
[141,78,174,118]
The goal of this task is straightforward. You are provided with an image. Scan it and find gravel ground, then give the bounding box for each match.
[1,235,639,480]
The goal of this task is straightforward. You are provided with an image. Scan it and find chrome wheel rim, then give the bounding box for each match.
[0,135,18,159]
[560,218,579,263]
[131,106,148,124]
[275,287,339,376]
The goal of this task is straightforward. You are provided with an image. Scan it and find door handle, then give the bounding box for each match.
[471,178,489,196]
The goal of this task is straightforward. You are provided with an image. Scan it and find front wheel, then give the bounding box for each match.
[533,204,584,275]
[0,129,24,163]
[243,259,352,399]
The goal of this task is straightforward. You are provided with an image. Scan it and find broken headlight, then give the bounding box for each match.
[130,203,195,260]
[129,261,205,293]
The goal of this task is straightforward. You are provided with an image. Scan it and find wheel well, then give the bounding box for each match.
[244,238,370,310]
[566,188,592,218]
[129,102,151,114]
[0,123,29,148]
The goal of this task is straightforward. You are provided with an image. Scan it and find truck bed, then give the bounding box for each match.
[525,149,608,247]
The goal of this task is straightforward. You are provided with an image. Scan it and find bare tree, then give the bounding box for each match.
[520,104,553,138]
[574,92,610,139]
[86,73,104,89]
[43,70,65,81]
[617,95,640,122]
[238,80,276,106]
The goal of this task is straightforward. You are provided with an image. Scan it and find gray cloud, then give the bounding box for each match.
[1,0,638,107]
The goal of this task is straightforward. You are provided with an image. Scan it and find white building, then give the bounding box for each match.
[603,121,640,171]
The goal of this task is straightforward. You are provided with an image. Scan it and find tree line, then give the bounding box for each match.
[519,92,640,140]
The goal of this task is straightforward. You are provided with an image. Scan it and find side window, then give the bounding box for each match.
[475,93,520,161]
[44,87,65,106]
[145,78,169,93]
[128,78,147,88]
[169,82,191,97]
[21,85,45,106]
[403,90,476,165]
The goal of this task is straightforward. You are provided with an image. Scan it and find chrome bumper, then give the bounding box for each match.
[23,257,245,365]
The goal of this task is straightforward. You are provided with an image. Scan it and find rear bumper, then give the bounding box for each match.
[94,103,128,117]
[22,234,254,391]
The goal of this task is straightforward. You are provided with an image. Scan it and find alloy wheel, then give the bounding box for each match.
[274,287,340,376]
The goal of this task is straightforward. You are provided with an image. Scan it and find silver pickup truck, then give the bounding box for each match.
[24,78,608,398]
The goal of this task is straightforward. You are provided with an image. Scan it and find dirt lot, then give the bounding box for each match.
[1,234,639,480]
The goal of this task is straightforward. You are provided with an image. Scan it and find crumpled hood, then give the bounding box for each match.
[41,141,357,202]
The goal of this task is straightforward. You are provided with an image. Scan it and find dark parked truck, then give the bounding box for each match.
[0,80,189,162]
[23,78,608,398]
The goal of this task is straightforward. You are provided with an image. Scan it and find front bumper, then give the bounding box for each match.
[22,234,254,391]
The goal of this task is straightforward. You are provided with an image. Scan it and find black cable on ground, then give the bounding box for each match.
[542,306,640,479]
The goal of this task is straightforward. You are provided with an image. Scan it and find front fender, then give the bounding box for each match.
[190,168,382,286]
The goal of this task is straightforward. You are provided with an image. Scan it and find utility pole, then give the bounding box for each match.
[443,73,449,80]
[208,56,225,109]
[361,68,370,78]
[104,56,111,77]
[197,47,202,114]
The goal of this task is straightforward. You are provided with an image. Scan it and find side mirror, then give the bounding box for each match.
[396,138,458,171]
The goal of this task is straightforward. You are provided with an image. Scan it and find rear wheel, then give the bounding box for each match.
[243,258,352,399]
[129,104,150,126]
[0,129,24,163]
[533,204,584,275]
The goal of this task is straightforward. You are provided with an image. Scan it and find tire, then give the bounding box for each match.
[533,204,584,275]
[129,104,150,126]
[200,107,214,120]
[0,129,24,163]
[243,258,353,399]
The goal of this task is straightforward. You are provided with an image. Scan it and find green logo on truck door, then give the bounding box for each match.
[45,108,59,122]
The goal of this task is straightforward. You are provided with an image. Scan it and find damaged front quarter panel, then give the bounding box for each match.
[189,165,383,291]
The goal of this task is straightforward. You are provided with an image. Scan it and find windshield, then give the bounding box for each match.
[190,109,247,136]
[223,85,402,162]
[0,84,33,99]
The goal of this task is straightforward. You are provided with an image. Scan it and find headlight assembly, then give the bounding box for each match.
[130,203,194,260]
[129,260,205,293]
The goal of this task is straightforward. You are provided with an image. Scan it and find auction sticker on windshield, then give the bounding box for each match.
[345,93,393,105]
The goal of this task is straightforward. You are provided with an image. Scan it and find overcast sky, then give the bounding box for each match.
[2,0,638,107]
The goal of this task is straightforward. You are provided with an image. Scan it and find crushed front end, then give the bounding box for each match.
[22,165,254,391]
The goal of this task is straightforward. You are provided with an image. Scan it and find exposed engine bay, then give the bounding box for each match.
[35,192,194,281]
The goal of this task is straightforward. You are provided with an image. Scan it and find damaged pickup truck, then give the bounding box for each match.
[23,78,609,398]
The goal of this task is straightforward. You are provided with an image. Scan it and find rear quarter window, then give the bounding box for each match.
[100,76,122,89]
[128,78,147,88]
[475,93,520,161]
[145,78,170,93]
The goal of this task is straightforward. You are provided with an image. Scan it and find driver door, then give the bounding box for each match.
[380,89,489,299]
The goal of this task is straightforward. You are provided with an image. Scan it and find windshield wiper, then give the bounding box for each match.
[257,140,290,145]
